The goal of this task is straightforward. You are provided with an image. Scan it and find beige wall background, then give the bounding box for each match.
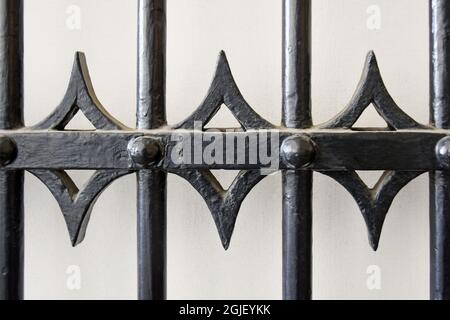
[23,0,429,299]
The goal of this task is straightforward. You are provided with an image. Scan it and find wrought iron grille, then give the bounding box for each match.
[0,0,449,300]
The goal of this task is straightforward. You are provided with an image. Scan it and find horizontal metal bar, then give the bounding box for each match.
[0,129,447,171]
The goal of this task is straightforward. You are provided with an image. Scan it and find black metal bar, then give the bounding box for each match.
[430,0,450,300]
[0,0,23,300]
[137,0,167,300]
[282,0,312,300]
[1,130,449,171]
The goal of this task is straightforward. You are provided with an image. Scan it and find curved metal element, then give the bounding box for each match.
[174,51,274,130]
[28,169,131,246]
[32,52,129,131]
[171,169,266,249]
[320,51,426,130]
[320,170,424,250]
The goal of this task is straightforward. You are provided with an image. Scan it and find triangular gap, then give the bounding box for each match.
[210,170,240,191]
[64,111,96,131]
[352,103,391,130]
[355,171,386,190]
[204,105,245,131]
[65,170,97,191]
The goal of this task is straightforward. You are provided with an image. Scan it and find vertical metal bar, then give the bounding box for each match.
[282,0,312,300]
[430,0,450,300]
[137,0,167,300]
[0,0,24,300]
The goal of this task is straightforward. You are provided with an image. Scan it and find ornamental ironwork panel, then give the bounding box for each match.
[0,0,449,300]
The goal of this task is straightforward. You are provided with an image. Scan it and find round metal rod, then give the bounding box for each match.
[0,0,24,300]
[282,0,313,300]
[137,0,167,300]
[430,0,450,300]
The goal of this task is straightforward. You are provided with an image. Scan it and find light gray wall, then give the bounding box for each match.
[23,0,429,299]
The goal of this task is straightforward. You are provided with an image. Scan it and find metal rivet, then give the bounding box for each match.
[281,135,315,169]
[128,137,163,167]
[0,136,17,167]
[436,136,450,169]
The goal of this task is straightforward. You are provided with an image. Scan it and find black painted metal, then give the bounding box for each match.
[282,0,312,300]
[1,130,449,171]
[137,0,167,300]
[0,0,447,300]
[175,51,275,130]
[0,0,23,300]
[430,0,450,301]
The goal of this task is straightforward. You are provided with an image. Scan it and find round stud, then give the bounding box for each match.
[281,135,315,169]
[0,136,17,167]
[436,136,450,169]
[128,137,162,167]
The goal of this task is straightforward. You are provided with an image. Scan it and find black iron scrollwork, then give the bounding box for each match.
[24,50,430,251]
[29,53,132,246]
[173,51,275,248]
[319,51,426,250]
